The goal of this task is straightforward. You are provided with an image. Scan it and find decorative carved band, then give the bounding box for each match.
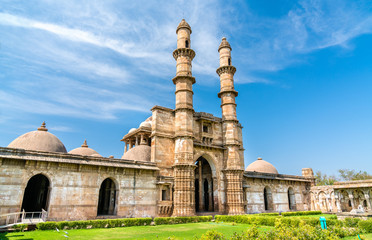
[172,75,196,85]
[218,90,238,98]
[173,48,196,60]
[216,66,236,76]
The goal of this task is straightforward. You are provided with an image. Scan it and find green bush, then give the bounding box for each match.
[154,216,212,225]
[257,212,279,216]
[359,219,372,233]
[11,223,27,232]
[281,210,322,216]
[344,217,360,227]
[37,217,152,230]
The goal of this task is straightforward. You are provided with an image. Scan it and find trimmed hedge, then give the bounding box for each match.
[154,216,212,225]
[215,215,276,226]
[37,217,152,230]
[281,210,322,216]
[359,219,372,233]
[257,212,279,216]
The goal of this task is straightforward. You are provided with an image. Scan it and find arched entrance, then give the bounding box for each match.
[264,186,273,211]
[194,157,214,212]
[288,187,296,210]
[97,178,117,215]
[21,174,50,212]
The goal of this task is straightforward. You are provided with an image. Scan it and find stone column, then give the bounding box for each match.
[198,160,204,211]
[208,178,213,211]
[124,142,127,153]
[348,194,356,210]
[335,191,342,213]
[135,135,139,146]
[129,140,133,149]
[364,191,371,210]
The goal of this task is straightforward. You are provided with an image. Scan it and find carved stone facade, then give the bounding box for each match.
[1,19,317,223]
[310,180,372,213]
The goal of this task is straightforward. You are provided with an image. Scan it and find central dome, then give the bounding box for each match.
[8,122,67,153]
[245,157,278,174]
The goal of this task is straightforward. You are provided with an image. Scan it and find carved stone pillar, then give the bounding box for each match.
[348,194,355,210]
[208,178,213,211]
[224,169,244,215]
[335,192,342,213]
[172,164,196,216]
[124,142,127,153]
[198,160,204,211]
[364,191,371,210]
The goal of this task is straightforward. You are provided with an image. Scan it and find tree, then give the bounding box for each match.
[338,169,372,181]
[315,171,337,186]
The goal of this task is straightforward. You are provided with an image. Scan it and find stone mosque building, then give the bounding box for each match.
[1,20,370,223]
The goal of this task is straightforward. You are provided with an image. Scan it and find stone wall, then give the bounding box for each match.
[0,148,158,222]
[244,173,311,213]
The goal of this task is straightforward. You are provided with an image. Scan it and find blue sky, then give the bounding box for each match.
[0,0,371,176]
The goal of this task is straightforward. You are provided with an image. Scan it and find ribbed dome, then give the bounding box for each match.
[8,122,67,153]
[218,37,232,52]
[69,140,101,157]
[122,145,151,162]
[176,19,192,34]
[245,157,278,174]
[139,116,152,128]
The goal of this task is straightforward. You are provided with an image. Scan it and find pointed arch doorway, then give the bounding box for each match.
[194,156,214,212]
[97,178,117,215]
[21,174,50,212]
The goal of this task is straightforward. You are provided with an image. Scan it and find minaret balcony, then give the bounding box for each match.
[173,48,196,60]
[216,65,236,76]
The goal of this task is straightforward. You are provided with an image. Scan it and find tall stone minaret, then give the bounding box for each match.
[172,19,196,216]
[217,37,245,215]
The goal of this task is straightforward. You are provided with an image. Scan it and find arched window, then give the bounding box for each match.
[21,174,50,212]
[97,178,117,215]
[288,187,296,210]
[264,186,273,211]
[185,40,189,48]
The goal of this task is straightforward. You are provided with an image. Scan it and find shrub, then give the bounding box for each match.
[36,217,152,230]
[359,219,372,233]
[281,210,322,216]
[199,230,225,240]
[11,224,27,232]
[257,212,279,216]
[154,216,212,225]
[344,217,360,227]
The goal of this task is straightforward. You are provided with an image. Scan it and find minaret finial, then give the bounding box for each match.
[37,121,48,131]
[81,139,88,148]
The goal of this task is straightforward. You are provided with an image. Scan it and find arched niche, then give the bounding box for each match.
[97,178,118,216]
[288,187,296,210]
[21,174,51,212]
[194,156,215,212]
[264,186,273,211]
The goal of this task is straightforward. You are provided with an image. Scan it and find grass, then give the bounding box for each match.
[0,222,272,240]
[343,233,372,239]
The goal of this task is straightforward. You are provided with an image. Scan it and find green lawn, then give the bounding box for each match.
[1,221,370,240]
[343,233,372,240]
[0,222,272,240]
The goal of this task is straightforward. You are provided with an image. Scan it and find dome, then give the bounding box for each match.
[8,122,67,153]
[218,37,232,52]
[69,140,101,157]
[176,19,192,34]
[139,121,151,128]
[245,157,278,174]
[122,145,151,162]
[128,128,137,133]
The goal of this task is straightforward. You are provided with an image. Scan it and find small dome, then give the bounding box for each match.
[122,145,151,162]
[245,157,278,174]
[8,122,67,153]
[176,19,192,34]
[69,140,101,157]
[139,121,151,128]
[128,128,137,133]
[218,37,232,52]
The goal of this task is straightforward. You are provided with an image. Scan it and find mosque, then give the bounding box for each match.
[0,20,370,224]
